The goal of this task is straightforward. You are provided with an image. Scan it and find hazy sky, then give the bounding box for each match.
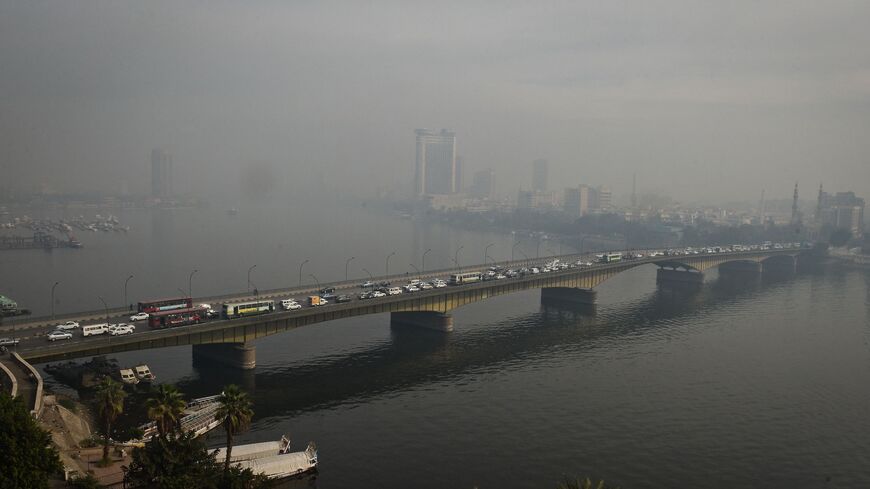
[2,1,869,203]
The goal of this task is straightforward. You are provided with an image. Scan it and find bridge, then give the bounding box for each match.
[8,247,806,371]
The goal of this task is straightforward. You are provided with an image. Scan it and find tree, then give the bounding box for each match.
[556,477,618,489]
[124,430,271,489]
[146,384,187,438]
[94,376,126,465]
[215,385,254,474]
[0,392,62,488]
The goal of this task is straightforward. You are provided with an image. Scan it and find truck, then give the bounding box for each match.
[309,296,327,306]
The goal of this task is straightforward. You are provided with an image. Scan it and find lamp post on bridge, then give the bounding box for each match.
[97,296,109,324]
[50,281,59,320]
[188,269,198,299]
[123,275,133,311]
[345,257,355,282]
[484,243,494,265]
[536,238,543,259]
[247,265,257,293]
[362,268,374,285]
[512,241,522,262]
[518,250,529,260]
[422,248,432,273]
[386,251,396,277]
[454,246,463,269]
[298,259,309,287]
[309,274,320,291]
[409,263,421,276]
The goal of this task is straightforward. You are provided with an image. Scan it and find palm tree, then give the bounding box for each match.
[145,384,187,439]
[94,376,126,465]
[214,384,254,474]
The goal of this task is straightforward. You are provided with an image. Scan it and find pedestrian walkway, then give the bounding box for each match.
[0,351,39,415]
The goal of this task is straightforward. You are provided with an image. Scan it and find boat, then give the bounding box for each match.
[119,368,139,386]
[133,364,156,383]
[209,436,318,480]
[137,393,223,442]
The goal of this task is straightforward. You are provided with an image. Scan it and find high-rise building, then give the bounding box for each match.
[532,159,548,192]
[817,190,865,237]
[563,185,591,217]
[415,129,458,195]
[470,168,495,199]
[151,149,173,198]
[595,185,612,209]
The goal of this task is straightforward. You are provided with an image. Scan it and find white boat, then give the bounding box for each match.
[210,436,318,479]
[134,364,156,382]
[119,368,140,385]
[137,394,222,442]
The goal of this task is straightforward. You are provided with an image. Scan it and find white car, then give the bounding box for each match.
[130,312,149,321]
[55,321,80,330]
[403,285,420,293]
[286,302,302,310]
[110,325,135,336]
[433,281,447,288]
[47,330,73,341]
[371,290,386,298]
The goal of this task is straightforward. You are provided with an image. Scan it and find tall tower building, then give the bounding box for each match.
[151,149,173,198]
[532,159,548,192]
[415,129,457,196]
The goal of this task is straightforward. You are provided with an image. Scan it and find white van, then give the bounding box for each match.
[387,287,402,296]
[82,323,109,337]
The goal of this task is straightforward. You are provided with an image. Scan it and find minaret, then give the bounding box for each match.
[815,183,824,223]
[791,182,800,226]
[759,189,765,223]
[630,173,637,209]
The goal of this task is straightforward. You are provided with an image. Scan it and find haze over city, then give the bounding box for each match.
[2,1,870,203]
[3,3,870,489]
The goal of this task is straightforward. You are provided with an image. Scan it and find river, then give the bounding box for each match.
[6,202,869,488]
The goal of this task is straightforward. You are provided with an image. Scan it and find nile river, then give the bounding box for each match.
[4,202,869,488]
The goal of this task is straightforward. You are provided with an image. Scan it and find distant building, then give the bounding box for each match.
[151,149,173,198]
[594,185,612,209]
[415,129,458,196]
[563,185,591,217]
[532,159,548,192]
[517,189,557,210]
[817,189,865,237]
[470,168,495,199]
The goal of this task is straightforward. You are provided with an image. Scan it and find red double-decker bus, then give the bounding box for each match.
[138,296,193,314]
[148,306,207,329]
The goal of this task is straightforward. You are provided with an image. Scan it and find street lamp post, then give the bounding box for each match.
[298,259,309,287]
[512,241,521,262]
[537,239,543,258]
[409,263,421,275]
[247,265,257,293]
[518,250,529,260]
[454,246,463,269]
[309,274,320,291]
[97,296,109,324]
[345,257,355,282]
[484,243,494,265]
[50,281,59,320]
[386,251,396,277]
[188,269,198,299]
[362,268,374,285]
[422,248,432,273]
[124,275,133,311]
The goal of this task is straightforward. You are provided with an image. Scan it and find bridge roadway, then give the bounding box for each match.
[7,247,804,369]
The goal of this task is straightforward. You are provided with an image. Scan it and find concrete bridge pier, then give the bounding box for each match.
[541,287,597,306]
[656,268,704,286]
[192,342,256,370]
[391,311,454,332]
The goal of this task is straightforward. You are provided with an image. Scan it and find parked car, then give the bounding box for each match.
[130,312,149,321]
[47,331,73,341]
[55,321,80,330]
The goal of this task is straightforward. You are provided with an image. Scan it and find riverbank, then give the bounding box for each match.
[40,392,131,487]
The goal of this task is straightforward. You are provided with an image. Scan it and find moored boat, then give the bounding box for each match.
[209,436,318,480]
